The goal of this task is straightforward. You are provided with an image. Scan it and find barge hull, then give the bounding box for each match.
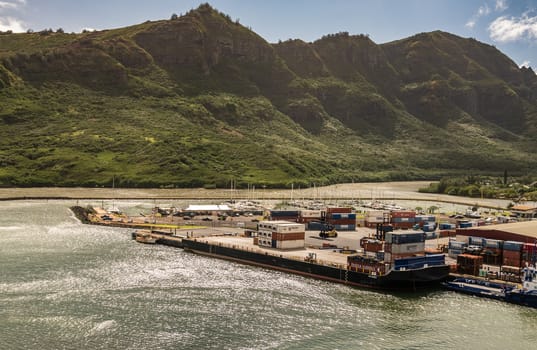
[182,239,449,290]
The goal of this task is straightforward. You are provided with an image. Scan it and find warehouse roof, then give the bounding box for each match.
[470,220,537,239]
[511,205,537,212]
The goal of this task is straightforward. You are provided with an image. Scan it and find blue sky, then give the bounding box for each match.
[1,0,536,70]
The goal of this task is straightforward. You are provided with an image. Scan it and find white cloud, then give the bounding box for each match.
[519,60,531,68]
[489,15,537,42]
[466,4,492,29]
[0,0,25,10]
[495,0,508,12]
[466,19,476,29]
[478,4,491,16]
[0,16,25,32]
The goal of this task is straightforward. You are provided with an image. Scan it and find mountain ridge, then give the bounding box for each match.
[0,3,536,188]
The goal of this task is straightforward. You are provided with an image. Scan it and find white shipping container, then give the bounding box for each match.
[301,210,322,218]
[366,217,385,223]
[390,242,425,254]
[258,239,272,247]
[258,221,305,233]
[482,264,501,274]
[367,210,388,216]
[276,240,305,250]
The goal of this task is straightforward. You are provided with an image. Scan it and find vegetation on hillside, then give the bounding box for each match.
[419,174,537,201]
[1,4,536,188]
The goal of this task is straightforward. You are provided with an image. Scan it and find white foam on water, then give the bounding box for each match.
[90,320,117,334]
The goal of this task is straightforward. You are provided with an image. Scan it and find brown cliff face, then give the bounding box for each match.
[4,46,129,90]
[274,39,330,78]
[382,31,537,132]
[133,5,293,96]
[0,63,16,88]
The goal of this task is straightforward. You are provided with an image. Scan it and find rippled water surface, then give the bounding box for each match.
[1,200,537,349]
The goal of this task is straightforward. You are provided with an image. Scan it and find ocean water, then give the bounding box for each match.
[1,200,536,350]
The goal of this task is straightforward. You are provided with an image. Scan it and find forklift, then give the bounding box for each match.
[319,222,338,239]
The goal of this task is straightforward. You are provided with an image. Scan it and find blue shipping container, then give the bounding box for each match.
[334,224,356,231]
[449,241,467,249]
[416,215,436,222]
[483,238,502,249]
[503,241,524,251]
[271,210,300,217]
[392,217,416,223]
[307,222,323,230]
[469,236,484,246]
[439,223,455,230]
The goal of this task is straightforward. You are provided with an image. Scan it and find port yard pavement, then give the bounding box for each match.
[194,234,350,267]
[176,226,450,259]
[0,181,513,208]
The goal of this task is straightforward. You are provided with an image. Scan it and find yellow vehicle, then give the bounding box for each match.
[319,223,338,238]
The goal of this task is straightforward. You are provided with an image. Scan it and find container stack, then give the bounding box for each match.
[393,254,445,270]
[361,238,383,253]
[438,223,456,238]
[448,240,467,258]
[390,211,416,229]
[356,213,366,227]
[523,243,537,266]
[415,215,436,227]
[439,223,456,230]
[365,210,389,228]
[481,238,502,265]
[458,221,473,228]
[457,254,483,275]
[503,241,523,267]
[256,221,305,250]
[298,210,322,224]
[500,265,522,282]
[384,231,425,262]
[269,210,300,222]
[326,207,356,231]
[347,254,386,274]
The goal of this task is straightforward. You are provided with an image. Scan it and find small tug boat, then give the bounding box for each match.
[133,230,157,244]
[443,265,537,308]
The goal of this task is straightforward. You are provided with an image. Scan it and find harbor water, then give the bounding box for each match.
[1,200,537,350]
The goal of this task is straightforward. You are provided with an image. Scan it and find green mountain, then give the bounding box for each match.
[1,4,536,188]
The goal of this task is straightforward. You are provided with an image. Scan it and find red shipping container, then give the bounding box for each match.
[523,243,537,254]
[326,207,352,214]
[364,241,383,253]
[274,232,305,241]
[503,250,522,260]
[481,247,501,256]
[503,258,521,267]
[392,222,415,229]
[391,211,416,218]
[439,230,455,238]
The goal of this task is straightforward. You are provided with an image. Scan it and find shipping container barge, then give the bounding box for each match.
[443,266,537,308]
[181,235,449,291]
